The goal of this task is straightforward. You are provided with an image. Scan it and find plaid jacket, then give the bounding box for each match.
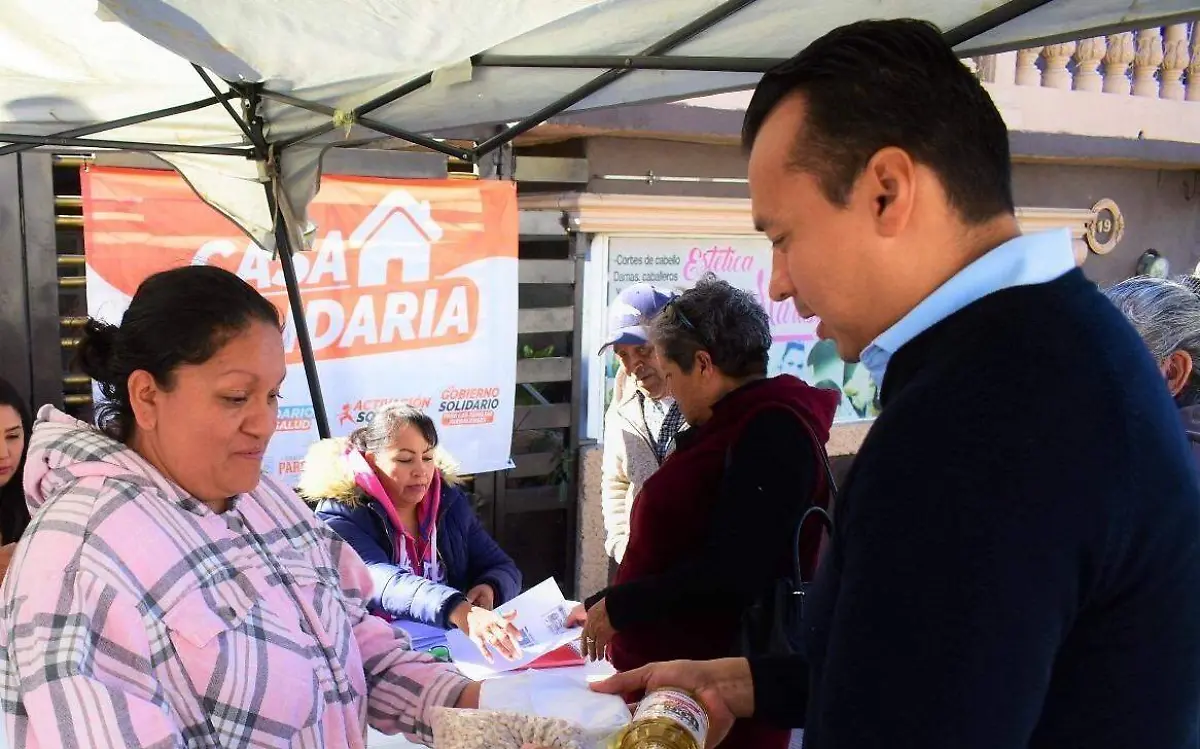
[0,407,469,748]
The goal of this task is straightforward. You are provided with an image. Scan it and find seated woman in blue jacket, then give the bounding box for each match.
[299,403,523,661]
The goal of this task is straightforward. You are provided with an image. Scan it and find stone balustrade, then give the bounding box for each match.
[678,22,1200,144]
[975,22,1199,102]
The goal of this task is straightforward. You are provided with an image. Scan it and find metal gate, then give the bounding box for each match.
[476,212,585,594]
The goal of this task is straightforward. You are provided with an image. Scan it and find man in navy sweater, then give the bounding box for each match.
[596,18,1200,749]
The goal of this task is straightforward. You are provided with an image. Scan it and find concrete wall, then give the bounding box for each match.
[576,444,607,600]
[1012,164,1200,286]
[584,137,1200,286]
[585,137,750,200]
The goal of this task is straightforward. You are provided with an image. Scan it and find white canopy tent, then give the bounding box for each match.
[4,0,1197,437]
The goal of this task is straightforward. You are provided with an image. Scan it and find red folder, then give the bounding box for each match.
[525,642,586,670]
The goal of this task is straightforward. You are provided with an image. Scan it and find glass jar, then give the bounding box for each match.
[616,687,709,749]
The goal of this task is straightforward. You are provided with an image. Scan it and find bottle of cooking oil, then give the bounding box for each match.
[616,687,709,749]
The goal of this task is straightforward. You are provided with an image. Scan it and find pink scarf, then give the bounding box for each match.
[342,447,442,583]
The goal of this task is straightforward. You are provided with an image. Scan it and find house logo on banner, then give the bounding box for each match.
[82,168,520,483]
[190,190,480,361]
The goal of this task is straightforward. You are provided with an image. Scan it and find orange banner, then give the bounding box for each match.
[83,167,521,478]
[82,167,518,364]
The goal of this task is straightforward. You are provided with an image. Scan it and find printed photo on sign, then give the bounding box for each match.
[605,236,878,423]
[82,168,520,483]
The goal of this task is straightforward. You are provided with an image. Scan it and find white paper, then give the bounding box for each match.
[446,578,581,678]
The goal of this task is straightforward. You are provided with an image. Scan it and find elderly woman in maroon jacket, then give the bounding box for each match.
[569,274,837,749]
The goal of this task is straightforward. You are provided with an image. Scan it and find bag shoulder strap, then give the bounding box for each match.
[719,403,838,581]
[788,412,837,584]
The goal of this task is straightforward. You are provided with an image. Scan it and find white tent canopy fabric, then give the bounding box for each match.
[4,0,1199,252]
[5,0,1197,438]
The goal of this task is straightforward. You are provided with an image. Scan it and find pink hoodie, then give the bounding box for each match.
[1,406,469,748]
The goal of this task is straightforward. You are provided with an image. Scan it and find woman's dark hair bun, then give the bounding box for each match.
[74,265,281,443]
[75,318,120,385]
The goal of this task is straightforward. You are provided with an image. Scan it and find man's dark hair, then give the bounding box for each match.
[743,18,1014,224]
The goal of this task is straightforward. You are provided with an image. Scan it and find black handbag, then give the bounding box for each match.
[736,416,838,660]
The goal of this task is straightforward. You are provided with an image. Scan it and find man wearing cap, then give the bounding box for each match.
[599,283,686,570]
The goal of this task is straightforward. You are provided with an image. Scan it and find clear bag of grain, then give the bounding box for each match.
[430,707,586,749]
[431,672,633,749]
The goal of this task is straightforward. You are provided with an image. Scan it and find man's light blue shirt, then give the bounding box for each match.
[860,228,1077,388]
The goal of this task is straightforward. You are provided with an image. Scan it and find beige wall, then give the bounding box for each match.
[1013,163,1200,286]
[577,444,608,600]
[585,137,750,199]
[581,136,1200,282]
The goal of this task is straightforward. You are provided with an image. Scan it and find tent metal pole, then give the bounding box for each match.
[0,93,239,158]
[274,72,435,150]
[259,89,471,160]
[472,54,784,72]
[191,65,262,150]
[0,133,251,157]
[275,220,332,439]
[257,89,336,115]
[350,119,473,160]
[245,86,332,439]
[471,0,765,159]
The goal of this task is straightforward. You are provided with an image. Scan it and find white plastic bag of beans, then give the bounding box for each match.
[430,707,587,749]
[431,672,632,748]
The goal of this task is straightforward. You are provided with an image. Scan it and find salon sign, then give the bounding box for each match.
[606,235,880,423]
[82,167,519,482]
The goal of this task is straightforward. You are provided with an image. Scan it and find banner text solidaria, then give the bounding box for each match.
[192,240,481,362]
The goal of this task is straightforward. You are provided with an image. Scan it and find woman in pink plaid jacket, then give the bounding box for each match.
[0,265,480,748]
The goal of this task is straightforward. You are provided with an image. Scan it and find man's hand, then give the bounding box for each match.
[579,597,617,662]
[592,658,755,748]
[466,583,496,610]
[450,601,524,663]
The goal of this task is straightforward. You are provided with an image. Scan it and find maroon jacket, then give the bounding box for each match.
[589,376,837,748]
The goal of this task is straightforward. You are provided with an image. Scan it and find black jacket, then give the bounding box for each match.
[753,269,1200,749]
